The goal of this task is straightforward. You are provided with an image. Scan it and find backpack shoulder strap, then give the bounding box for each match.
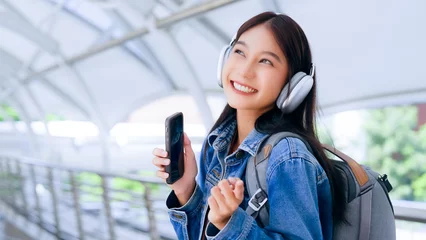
[245,131,312,227]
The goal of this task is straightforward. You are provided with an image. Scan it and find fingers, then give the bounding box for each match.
[233,179,245,202]
[183,132,191,146]
[228,177,238,186]
[207,195,221,224]
[218,180,234,201]
[152,148,168,158]
[208,195,219,212]
[218,178,244,202]
[152,147,170,181]
[211,186,227,209]
[156,170,169,180]
[152,147,170,168]
[183,132,194,158]
[152,156,170,168]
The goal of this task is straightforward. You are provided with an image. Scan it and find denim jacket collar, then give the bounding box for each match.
[207,114,270,156]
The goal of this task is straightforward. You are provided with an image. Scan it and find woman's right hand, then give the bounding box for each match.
[152,132,198,205]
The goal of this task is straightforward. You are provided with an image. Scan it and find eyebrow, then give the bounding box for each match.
[235,40,282,63]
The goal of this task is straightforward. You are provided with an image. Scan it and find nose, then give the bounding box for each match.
[238,60,256,79]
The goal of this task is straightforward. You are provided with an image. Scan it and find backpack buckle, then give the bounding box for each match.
[248,188,268,212]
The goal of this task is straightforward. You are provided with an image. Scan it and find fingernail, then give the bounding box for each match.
[163,159,169,164]
[162,151,167,156]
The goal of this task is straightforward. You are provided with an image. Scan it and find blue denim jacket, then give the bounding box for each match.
[166,115,333,240]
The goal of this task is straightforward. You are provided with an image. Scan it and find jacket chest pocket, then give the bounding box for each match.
[206,165,222,188]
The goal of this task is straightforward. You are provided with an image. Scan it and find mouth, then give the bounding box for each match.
[231,81,258,94]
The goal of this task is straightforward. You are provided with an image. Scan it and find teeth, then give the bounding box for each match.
[233,82,256,93]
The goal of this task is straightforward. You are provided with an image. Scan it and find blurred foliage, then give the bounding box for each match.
[0,105,64,122]
[362,106,426,201]
[1,105,20,121]
[71,171,160,203]
[46,113,65,121]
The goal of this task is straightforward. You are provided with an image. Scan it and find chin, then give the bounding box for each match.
[228,101,260,111]
[228,100,276,114]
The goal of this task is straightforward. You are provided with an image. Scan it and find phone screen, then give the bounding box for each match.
[165,113,184,184]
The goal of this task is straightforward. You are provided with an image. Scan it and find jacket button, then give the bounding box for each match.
[235,151,245,159]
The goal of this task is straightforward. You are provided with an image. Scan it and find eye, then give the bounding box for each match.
[260,59,273,65]
[234,49,245,56]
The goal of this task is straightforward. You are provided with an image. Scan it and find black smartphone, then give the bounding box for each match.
[165,112,185,184]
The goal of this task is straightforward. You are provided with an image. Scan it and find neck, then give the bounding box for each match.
[234,109,265,145]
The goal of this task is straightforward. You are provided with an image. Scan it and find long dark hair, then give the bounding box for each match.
[205,12,347,224]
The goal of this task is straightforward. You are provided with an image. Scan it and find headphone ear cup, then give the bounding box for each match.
[276,72,314,113]
[217,45,232,88]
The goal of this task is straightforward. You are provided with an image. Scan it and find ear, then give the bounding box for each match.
[276,72,313,113]
[217,45,232,88]
[217,34,237,88]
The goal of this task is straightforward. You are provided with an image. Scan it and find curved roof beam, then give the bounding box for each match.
[64,63,113,170]
[0,93,41,158]
[158,0,231,48]
[106,10,176,90]
[1,1,58,54]
[0,49,22,78]
[44,0,158,74]
[1,1,111,128]
[0,0,241,102]
[0,49,91,118]
[0,49,82,163]
[2,0,114,169]
[321,89,426,116]
[167,30,214,128]
[2,74,56,149]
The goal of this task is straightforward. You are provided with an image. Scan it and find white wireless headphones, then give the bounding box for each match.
[216,15,315,114]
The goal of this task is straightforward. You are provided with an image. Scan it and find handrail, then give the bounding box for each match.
[393,200,426,224]
[0,153,163,184]
[0,154,172,240]
[1,154,425,240]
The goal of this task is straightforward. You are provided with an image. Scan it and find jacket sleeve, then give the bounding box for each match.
[204,153,327,240]
[166,140,210,240]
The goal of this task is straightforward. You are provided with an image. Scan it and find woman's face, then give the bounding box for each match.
[222,23,289,113]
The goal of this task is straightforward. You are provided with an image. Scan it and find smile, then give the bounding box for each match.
[231,81,258,93]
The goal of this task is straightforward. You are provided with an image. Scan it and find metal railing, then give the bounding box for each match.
[0,154,425,240]
[394,200,426,223]
[0,154,175,240]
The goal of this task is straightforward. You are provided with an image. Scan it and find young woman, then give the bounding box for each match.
[152,11,346,240]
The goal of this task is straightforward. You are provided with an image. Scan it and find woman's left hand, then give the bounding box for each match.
[208,177,245,230]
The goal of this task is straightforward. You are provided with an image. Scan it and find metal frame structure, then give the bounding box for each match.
[0,154,170,240]
[1,153,426,240]
[0,0,242,170]
[0,0,240,95]
[0,0,241,127]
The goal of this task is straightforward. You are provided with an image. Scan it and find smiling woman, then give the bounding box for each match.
[151,11,350,240]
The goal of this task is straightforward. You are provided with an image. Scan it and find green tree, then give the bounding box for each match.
[362,106,426,201]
